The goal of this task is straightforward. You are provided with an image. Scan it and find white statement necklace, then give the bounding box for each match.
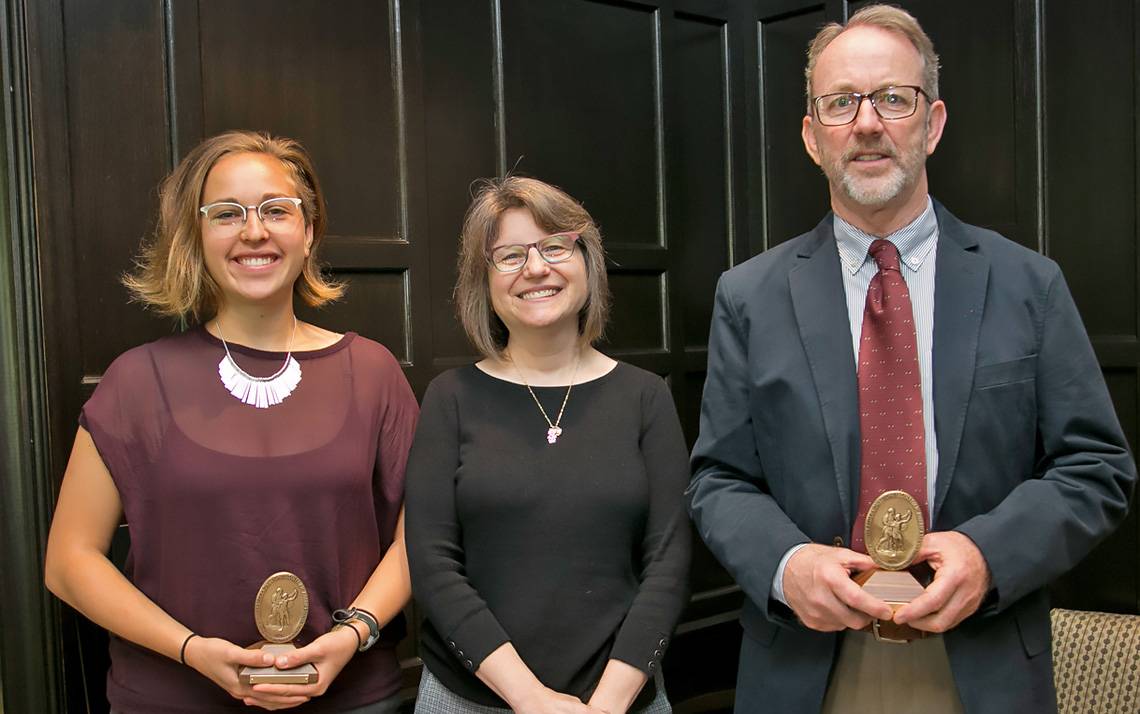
[511,352,580,445]
[216,317,303,409]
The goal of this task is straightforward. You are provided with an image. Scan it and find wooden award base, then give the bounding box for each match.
[238,643,319,685]
[853,568,927,643]
[854,568,925,604]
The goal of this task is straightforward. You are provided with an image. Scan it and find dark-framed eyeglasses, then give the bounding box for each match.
[487,233,581,273]
[812,85,930,127]
[199,197,304,234]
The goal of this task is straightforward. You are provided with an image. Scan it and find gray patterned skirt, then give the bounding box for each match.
[414,668,672,714]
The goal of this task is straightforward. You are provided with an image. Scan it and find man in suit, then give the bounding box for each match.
[687,5,1136,713]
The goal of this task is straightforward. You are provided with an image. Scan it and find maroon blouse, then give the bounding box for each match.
[79,326,418,714]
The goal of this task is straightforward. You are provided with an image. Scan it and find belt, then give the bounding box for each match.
[861,617,928,644]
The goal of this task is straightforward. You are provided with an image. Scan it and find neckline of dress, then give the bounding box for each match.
[195,324,357,360]
[471,360,621,388]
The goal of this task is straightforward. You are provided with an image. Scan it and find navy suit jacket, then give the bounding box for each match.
[688,203,1136,713]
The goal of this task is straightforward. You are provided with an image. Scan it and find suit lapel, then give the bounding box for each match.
[931,203,990,522]
[789,217,861,530]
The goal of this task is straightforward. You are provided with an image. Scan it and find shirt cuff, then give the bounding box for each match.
[771,543,810,606]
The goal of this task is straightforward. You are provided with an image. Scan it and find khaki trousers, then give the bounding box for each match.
[820,631,966,714]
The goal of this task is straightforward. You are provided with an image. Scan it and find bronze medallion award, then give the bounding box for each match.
[238,572,319,685]
[851,490,928,643]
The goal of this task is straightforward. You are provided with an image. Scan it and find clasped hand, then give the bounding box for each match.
[185,625,360,710]
[514,686,610,714]
[784,531,990,634]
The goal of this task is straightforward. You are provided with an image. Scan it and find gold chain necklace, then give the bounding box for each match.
[510,352,580,445]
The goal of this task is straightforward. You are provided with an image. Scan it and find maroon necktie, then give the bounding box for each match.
[850,239,928,553]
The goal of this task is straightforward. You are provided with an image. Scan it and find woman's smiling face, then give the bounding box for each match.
[199,151,312,310]
[487,208,588,339]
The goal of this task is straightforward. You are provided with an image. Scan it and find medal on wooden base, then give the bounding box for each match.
[853,490,928,643]
[238,572,319,685]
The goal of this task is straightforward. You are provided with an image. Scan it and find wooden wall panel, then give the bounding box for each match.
[757,7,830,247]
[420,0,496,365]
[671,13,733,350]
[197,0,402,241]
[1044,0,1136,339]
[64,0,171,377]
[607,272,667,352]
[297,271,410,362]
[501,0,662,247]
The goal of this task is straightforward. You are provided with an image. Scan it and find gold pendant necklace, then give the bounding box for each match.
[510,352,580,445]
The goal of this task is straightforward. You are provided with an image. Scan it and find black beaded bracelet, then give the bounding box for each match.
[179,633,198,665]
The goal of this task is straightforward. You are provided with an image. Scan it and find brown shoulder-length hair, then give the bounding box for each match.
[122,130,343,321]
[455,176,611,358]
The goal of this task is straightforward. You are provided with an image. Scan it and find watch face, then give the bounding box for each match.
[334,608,380,650]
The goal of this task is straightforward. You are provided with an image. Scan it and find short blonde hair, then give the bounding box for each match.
[804,4,940,112]
[455,177,610,358]
[123,130,343,321]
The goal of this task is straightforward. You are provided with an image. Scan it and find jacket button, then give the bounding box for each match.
[648,661,656,671]
[465,659,474,670]
[654,649,663,657]
[658,638,667,647]
[448,640,457,650]
[833,536,844,547]
[456,650,464,657]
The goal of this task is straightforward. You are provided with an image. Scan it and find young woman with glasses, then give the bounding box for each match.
[406,177,690,714]
[44,130,418,713]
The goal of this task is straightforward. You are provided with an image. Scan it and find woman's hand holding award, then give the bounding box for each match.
[239,571,319,684]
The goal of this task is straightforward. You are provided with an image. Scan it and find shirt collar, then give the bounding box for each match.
[833,196,938,275]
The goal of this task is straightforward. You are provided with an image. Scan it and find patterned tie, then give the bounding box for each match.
[851,239,928,553]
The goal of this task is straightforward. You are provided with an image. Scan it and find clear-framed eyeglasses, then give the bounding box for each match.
[199,197,305,234]
[488,233,581,273]
[812,85,930,127]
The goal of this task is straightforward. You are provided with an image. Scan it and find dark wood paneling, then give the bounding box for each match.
[0,0,63,709]
[606,271,668,352]
[670,13,734,349]
[197,0,401,241]
[501,0,662,246]
[1044,0,1136,338]
[65,0,171,375]
[420,0,496,365]
[758,6,830,246]
[297,270,410,362]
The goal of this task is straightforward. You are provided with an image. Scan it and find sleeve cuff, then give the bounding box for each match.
[444,608,510,672]
[609,618,672,676]
[770,543,809,606]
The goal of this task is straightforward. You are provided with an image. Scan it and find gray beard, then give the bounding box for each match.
[838,162,908,207]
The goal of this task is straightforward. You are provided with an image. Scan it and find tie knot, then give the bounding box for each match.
[869,239,901,272]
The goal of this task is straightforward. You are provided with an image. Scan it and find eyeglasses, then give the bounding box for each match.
[812,85,930,126]
[488,233,580,273]
[199,197,304,233]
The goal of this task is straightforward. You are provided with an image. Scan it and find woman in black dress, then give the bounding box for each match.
[407,177,690,714]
